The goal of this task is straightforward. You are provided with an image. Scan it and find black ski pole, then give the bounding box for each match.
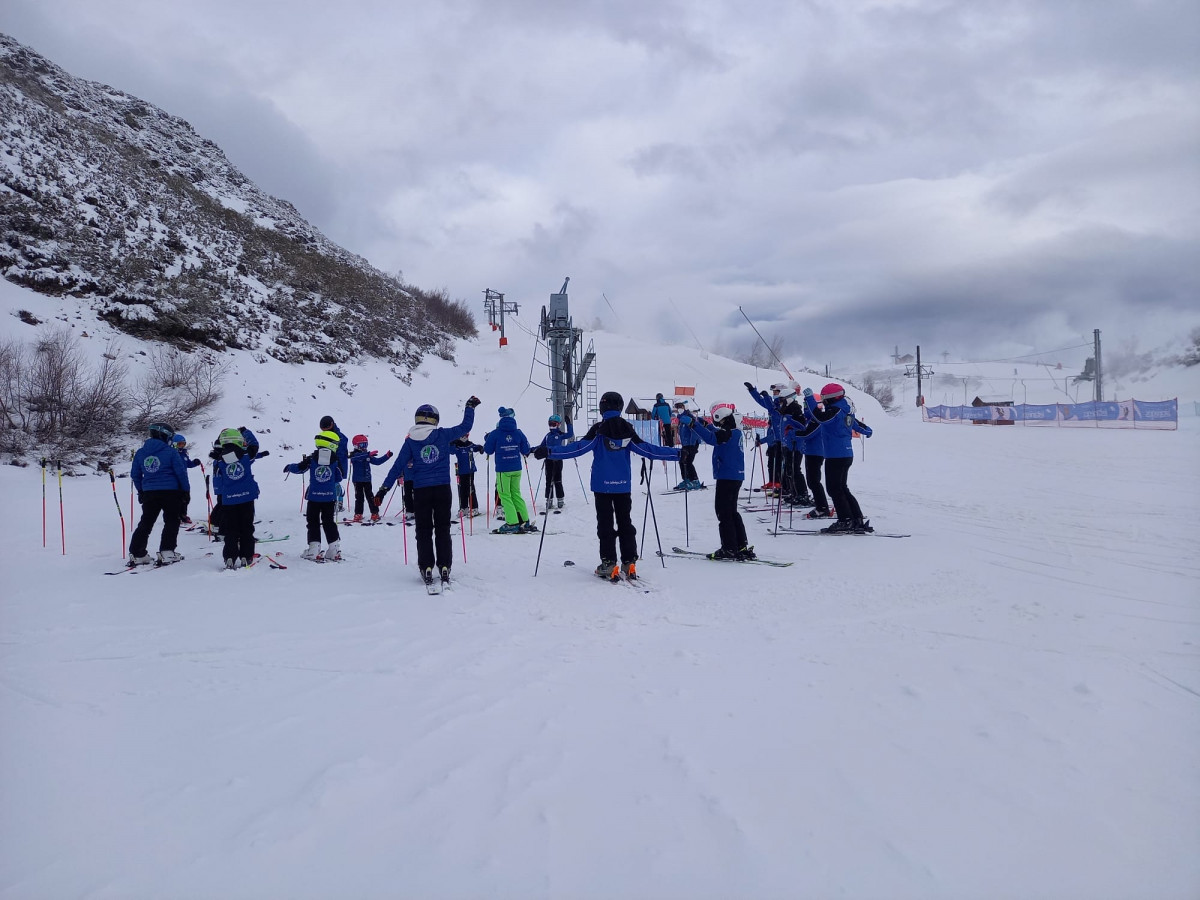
[106,466,126,558]
[40,457,46,548]
[639,459,652,559]
[684,482,690,547]
[645,460,666,567]
[746,436,758,505]
[573,459,589,505]
[533,501,550,576]
[56,459,65,555]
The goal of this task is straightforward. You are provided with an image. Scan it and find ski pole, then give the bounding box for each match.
[201,464,213,533]
[459,507,467,563]
[639,459,653,559]
[523,457,538,517]
[129,448,135,523]
[106,467,126,557]
[644,460,666,567]
[40,458,46,548]
[533,498,550,576]
[382,481,396,517]
[400,484,408,566]
[533,464,544,505]
[684,482,690,548]
[573,459,589,505]
[485,455,491,521]
[746,440,758,505]
[56,459,65,555]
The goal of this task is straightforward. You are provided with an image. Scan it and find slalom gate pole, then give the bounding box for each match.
[401,484,408,566]
[523,457,538,517]
[40,458,46,548]
[758,443,767,491]
[639,459,651,559]
[573,460,589,505]
[684,484,690,547]
[459,507,467,563]
[107,467,126,558]
[56,459,65,555]
[746,441,757,505]
[645,461,666,568]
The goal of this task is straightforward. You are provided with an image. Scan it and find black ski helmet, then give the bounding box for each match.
[149,422,174,443]
[599,391,623,414]
[319,415,336,430]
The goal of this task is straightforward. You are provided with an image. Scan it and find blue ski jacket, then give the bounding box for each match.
[380,407,475,491]
[212,449,260,505]
[803,395,871,458]
[285,450,345,502]
[675,412,701,447]
[484,416,532,473]
[650,397,673,426]
[450,437,484,475]
[690,420,745,481]
[746,385,782,444]
[176,448,202,470]
[349,448,391,483]
[132,438,189,493]
[551,410,679,493]
[534,419,575,455]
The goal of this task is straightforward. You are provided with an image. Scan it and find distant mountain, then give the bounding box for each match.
[0,33,474,373]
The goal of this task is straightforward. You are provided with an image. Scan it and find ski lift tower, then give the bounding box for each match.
[539,277,595,423]
[483,288,519,348]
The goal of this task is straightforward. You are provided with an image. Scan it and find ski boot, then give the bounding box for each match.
[325,540,342,561]
[674,480,689,491]
[370,513,381,522]
[224,557,238,570]
[620,560,637,580]
[422,568,436,588]
[181,516,193,525]
[557,498,564,510]
[440,566,451,586]
[351,514,364,523]
[156,550,184,566]
[735,546,757,561]
[805,508,832,520]
[497,522,522,534]
[595,559,619,581]
[127,553,153,568]
[823,518,854,534]
[301,542,322,560]
[707,547,737,560]
[852,518,874,534]
[519,521,539,533]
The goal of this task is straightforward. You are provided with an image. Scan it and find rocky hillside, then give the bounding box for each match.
[0,33,474,374]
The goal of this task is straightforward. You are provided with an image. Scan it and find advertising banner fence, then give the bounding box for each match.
[923,399,1177,430]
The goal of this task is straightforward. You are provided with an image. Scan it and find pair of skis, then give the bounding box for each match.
[657,547,794,568]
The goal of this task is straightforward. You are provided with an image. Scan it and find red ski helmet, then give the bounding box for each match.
[352,434,368,448]
[821,383,845,402]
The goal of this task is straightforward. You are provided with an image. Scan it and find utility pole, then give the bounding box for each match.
[1093,329,1103,403]
[483,288,520,348]
[904,344,935,407]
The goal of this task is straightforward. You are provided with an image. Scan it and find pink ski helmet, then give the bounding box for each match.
[821,383,845,402]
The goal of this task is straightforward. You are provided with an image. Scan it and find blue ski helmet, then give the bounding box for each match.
[414,404,440,425]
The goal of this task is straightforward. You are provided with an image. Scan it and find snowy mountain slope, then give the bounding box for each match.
[1,276,1198,899]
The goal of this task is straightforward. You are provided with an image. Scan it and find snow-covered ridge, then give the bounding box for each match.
[0,32,473,369]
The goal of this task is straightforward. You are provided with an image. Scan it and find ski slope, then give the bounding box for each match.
[1,284,1199,899]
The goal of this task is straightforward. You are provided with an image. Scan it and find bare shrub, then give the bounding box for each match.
[128,347,229,432]
[860,372,898,413]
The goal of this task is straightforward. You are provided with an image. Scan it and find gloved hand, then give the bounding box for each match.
[465,395,481,408]
[282,464,291,472]
[255,450,270,458]
[744,381,755,392]
[802,387,814,399]
[137,492,143,505]
[374,489,387,506]
[384,450,393,459]
[533,445,548,460]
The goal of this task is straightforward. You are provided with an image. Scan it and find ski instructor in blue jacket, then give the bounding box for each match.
[128,421,190,567]
[376,396,480,588]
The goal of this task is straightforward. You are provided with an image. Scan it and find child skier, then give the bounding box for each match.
[673,402,702,490]
[206,425,264,538]
[450,434,485,517]
[209,426,262,568]
[690,403,755,560]
[375,397,480,588]
[285,430,346,560]
[319,415,349,511]
[548,390,679,581]
[348,434,393,522]
[534,413,574,509]
[484,407,535,534]
[171,433,203,525]
[128,422,190,567]
[801,383,873,533]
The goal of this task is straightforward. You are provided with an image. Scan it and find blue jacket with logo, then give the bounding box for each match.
[349,448,390,483]
[484,416,532,473]
[804,395,871,459]
[176,448,202,471]
[551,410,679,493]
[132,438,189,493]
[746,385,783,445]
[690,420,745,481]
[450,437,484,475]
[535,419,575,455]
[286,450,344,501]
[381,407,475,491]
[213,450,260,505]
[676,412,701,447]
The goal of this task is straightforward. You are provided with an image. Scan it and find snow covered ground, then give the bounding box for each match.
[2,282,1199,899]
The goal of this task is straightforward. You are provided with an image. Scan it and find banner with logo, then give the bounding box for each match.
[922,399,1177,430]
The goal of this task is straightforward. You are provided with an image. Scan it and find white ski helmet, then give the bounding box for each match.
[709,402,742,428]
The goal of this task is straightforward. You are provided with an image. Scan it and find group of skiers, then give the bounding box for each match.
[126,380,873,586]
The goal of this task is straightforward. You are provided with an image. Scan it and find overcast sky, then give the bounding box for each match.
[5,0,1198,368]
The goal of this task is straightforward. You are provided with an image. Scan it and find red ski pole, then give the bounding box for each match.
[400,484,408,566]
[523,456,537,517]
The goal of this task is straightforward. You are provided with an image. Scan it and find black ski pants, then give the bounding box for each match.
[824,456,863,522]
[306,500,340,545]
[659,422,675,447]
[679,444,700,483]
[714,479,747,552]
[222,500,256,562]
[130,489,183,556]
[594,492,637,564]
[353,480,379,516]
[457,472,479,510]
[783,449,808,499]
[413,483,454,572]
[805,454,830,514]
[543,459,564,500]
